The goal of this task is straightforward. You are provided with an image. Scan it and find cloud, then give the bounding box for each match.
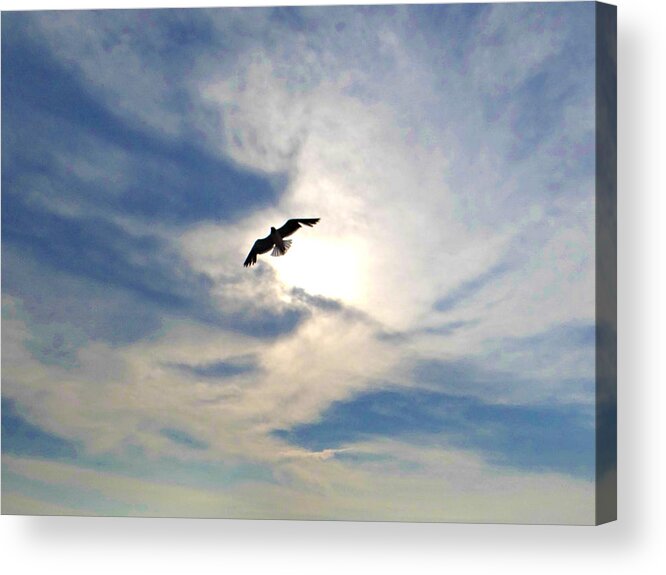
[169,354,258,379]
[274,387,594,480]
[1,493,84,517]
[2,17,283,228]
[3,250,165,347]
[185,2,595,344]
[3,199,214,312]
[433,262,511,313]
[1,397,80,460]
[278,447,350,461]
[2,295,595,521]
[3,12,312,357]
[18,10,211,140]
[160,428,209,451]
[2,298,396,463]
[2,445,594,523]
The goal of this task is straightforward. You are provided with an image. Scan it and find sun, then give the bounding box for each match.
[269,236,367,305]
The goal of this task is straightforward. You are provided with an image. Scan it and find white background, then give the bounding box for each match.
[1,0,664,573]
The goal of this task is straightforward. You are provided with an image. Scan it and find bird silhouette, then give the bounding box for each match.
[243,218,320,267]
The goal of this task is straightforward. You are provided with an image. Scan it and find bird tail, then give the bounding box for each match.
[271,239,292,257]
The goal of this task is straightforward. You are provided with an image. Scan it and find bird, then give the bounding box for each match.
[243,218,320,267]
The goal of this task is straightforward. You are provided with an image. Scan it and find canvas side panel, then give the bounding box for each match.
[595,1,617,526]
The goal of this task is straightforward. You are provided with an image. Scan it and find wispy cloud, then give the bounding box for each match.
[275,387,594,479]
[2,445,594,523]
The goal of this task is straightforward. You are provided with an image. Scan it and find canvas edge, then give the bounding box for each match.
[594,0,618,526]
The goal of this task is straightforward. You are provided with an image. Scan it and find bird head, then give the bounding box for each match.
[270,226,277,233]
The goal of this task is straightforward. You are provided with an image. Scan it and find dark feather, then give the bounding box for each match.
[277,218,320,238]
[243,235,274,267]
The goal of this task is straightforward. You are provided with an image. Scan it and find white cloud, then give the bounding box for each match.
[31,11,187,137]
[470,3,568,97]
[29,6,596,345]
[193,41,513,332]
[181,3,596,376]
[3,296,398,461]
[3,441,594,523]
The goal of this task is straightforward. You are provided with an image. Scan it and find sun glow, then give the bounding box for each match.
[270,236,367,305]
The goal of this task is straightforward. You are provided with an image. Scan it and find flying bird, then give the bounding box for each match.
[243,218,320,267]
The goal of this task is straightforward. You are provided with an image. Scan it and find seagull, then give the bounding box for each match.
[243,218,320,267]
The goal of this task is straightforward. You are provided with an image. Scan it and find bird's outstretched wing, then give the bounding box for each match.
[243,235,274,267]
[277,218,320,238]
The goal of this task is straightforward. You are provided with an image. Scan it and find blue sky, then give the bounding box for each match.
[2,3,599,523]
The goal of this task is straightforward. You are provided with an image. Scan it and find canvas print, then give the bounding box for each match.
[1,2,616,524]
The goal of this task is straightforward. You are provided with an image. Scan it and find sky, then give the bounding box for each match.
[2,2,600,524]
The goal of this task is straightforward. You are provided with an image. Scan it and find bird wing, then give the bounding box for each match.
[243,235,274,267]
[276,218,320,238]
